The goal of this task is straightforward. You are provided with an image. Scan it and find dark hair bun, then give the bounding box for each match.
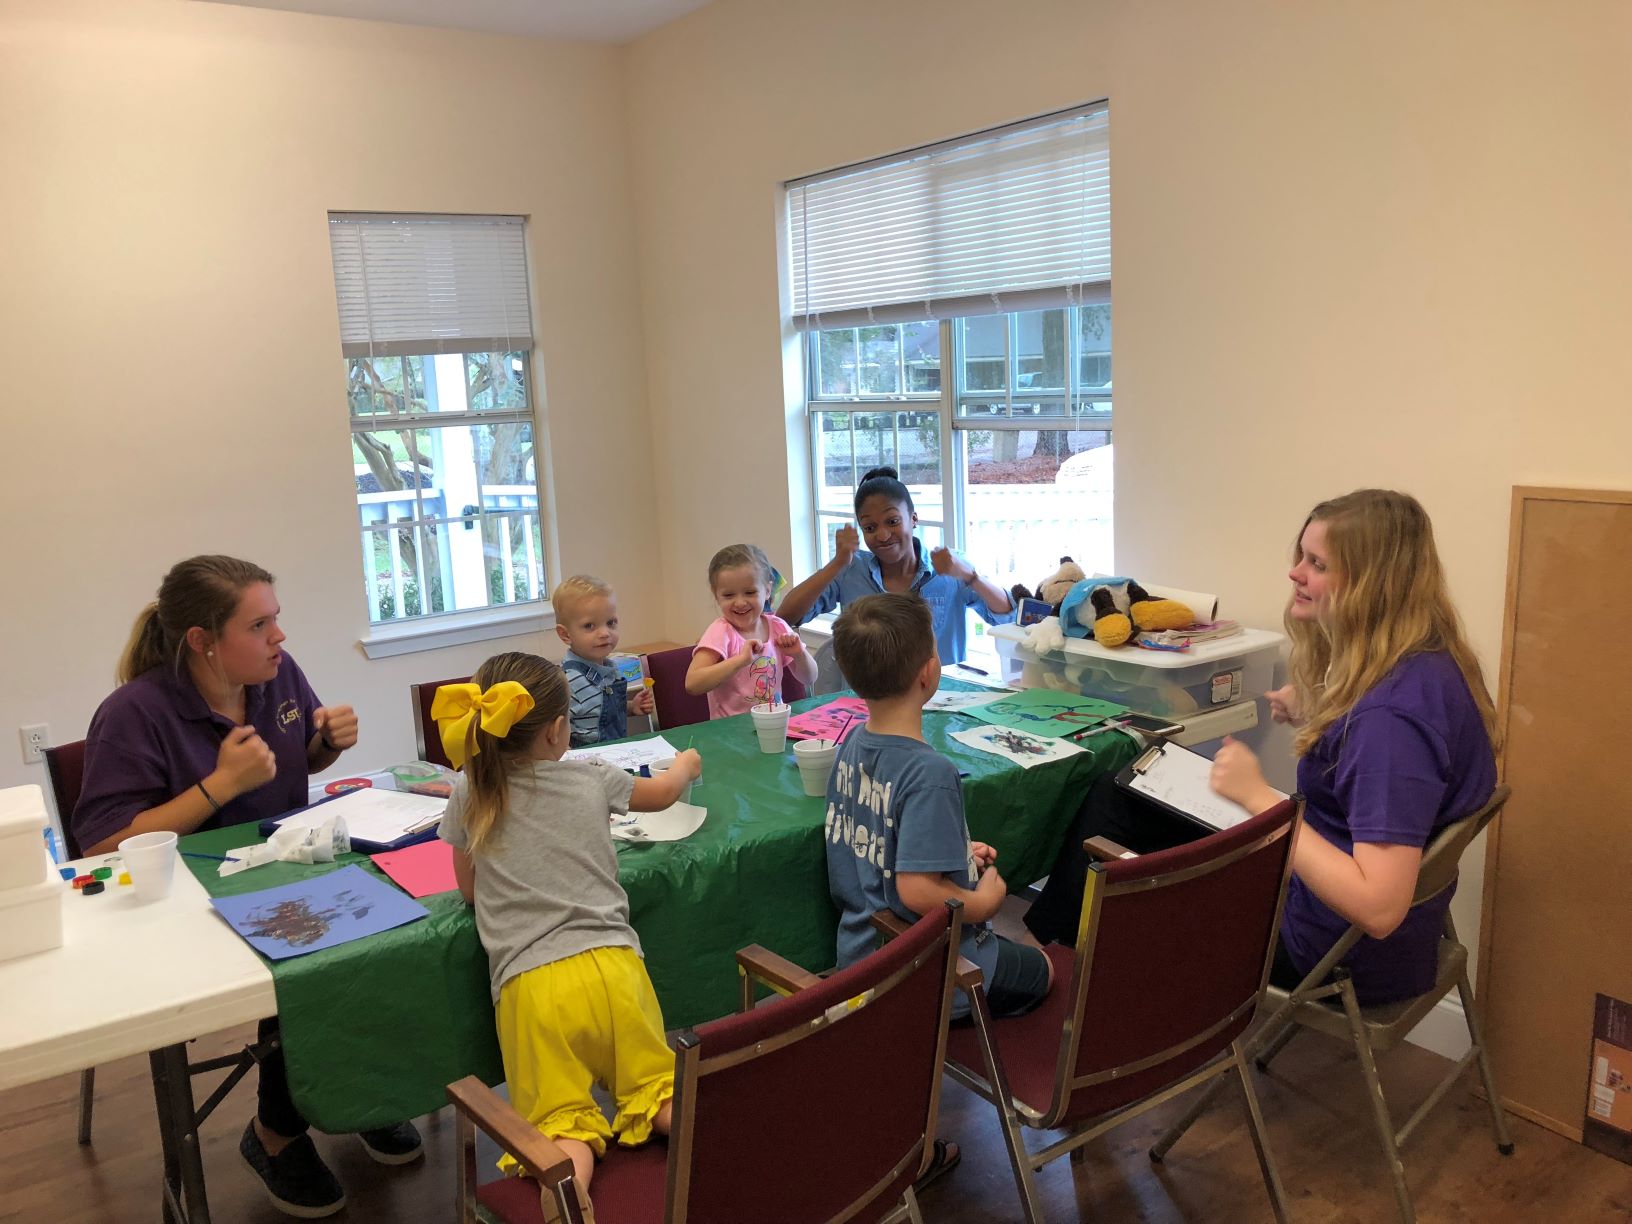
[859,465,899,483]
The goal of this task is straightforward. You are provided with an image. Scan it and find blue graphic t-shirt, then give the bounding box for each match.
[823,726,998,1016]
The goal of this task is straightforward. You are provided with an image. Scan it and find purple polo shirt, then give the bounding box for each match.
[72,653,322,853]
[1281,650,1495,1005]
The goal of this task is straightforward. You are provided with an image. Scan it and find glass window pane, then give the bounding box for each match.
[857,326,900,395]
[346,356,430,418]
[960,315,1006,392]
[1014,309,1066,392]
[464,351,531,413]
[1078,304,1112,392]
[902,322,940,392]
[960,431,1113,592]
[814,411,857,516]
[816,329,857,398]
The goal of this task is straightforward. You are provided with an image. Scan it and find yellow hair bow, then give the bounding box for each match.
[430,681,536,769]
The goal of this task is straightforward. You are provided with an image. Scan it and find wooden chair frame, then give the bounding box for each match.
[448,905,965,1224]
[873,804,1299,1224]
[411,675,472,770]
[1150,786,1516,1224]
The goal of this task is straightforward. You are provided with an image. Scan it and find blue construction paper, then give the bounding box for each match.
[210,864,429,961]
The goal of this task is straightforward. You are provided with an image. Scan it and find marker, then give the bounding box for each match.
[955,663,989,677]
[182,851,232,862]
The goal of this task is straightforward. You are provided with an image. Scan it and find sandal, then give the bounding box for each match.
[913,1138,961,1195]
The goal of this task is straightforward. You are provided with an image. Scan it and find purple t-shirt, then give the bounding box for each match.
[72,654,322,853]
[1281,651,1495,1004]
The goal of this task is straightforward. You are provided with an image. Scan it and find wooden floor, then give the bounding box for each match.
[4,1017,1631,1223]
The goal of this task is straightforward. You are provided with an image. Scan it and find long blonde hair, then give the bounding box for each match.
[118,556,275,684]
[1287,490,1497,758]
[459,652,569,854]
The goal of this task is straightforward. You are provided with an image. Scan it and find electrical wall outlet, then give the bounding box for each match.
[20,724,48,765]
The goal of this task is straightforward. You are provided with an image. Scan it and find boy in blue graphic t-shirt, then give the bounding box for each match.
[823,593,1052,1021]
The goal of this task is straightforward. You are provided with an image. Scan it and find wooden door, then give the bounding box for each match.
[1481,486,1632,1140]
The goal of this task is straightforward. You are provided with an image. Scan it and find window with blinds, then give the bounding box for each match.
[787,103,1110,331]
[327,213,548,627]
[788,104,1114,660]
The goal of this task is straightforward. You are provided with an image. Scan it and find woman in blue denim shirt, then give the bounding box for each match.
[778,466,1015,664]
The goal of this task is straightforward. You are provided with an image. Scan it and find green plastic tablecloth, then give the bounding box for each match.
[182,684,1135,1132]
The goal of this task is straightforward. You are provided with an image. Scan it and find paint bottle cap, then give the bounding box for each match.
[82,880,105,896]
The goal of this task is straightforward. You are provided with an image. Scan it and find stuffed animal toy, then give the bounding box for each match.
[1057,577,1195,649]
[1010,557,1086,614]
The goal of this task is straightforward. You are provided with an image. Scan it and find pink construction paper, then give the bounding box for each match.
[371,838,459,899]
[786,697,869,744]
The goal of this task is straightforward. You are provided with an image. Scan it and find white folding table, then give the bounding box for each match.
[0,856,276,1223]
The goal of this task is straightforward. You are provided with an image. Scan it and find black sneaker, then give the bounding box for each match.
[357,1119,424,1165]
[239,1120,346,1219]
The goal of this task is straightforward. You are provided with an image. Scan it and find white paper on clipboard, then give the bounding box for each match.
[1123,741,1286,831]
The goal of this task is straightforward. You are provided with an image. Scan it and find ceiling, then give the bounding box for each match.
[204,0,714,44]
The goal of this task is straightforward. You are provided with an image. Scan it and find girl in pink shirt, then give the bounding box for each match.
[686,544,819,718]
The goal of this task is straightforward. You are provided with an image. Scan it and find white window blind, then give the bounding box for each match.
[787,103,1110,331]
[328,213,534,358]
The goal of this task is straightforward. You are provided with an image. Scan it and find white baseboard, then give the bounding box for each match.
[1405,996,1471,1061]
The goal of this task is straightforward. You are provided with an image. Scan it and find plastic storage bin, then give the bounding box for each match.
[0,784,50,892]
[990,623,1284,718]
[0,855,63,963]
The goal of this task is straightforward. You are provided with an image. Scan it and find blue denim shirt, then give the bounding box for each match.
[563,652,627,747]
[795,540,1013,664]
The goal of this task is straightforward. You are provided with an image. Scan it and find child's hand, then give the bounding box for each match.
[734,639,764,670]
[971,841,998,872]
[774,631,804,655]
[675,749,703,781]
[628,687,655,716]
[929,546,973,583]
[835,524,860,565]
[976,864,1007,899]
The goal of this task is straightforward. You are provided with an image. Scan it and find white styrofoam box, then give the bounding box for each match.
[0,852,63,963]
[0,785,50,892]
[991,624,1285,719]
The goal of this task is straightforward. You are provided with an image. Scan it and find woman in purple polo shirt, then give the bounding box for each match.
[1025,490,1497,1007]
[73,555,418,1219]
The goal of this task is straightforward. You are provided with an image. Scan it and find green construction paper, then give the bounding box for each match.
[181,680,1133,1132]
[966,687,1130,738]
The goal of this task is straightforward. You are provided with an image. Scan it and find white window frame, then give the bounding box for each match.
[328,213,556,658]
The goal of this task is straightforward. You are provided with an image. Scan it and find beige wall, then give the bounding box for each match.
[624,0,1632,969]
[0,0,656,807]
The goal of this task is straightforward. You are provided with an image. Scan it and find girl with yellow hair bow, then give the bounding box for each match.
[433,651,702,1208]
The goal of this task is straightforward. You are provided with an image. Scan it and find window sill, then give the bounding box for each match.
[359,602,554,659]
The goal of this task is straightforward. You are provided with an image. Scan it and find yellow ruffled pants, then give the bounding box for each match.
[494,945,675,1172]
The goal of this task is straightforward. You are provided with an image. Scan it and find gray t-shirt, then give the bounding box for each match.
[440,757,639,1002]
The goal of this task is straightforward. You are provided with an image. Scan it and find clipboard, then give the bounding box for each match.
[1114,739,1286,833]
[259,789,447,854]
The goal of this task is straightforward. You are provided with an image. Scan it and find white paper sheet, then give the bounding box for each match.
[609,801,707,843]
[949,725,1085,769]
[925,690,1005,713]
[564,736,679,772]
[273,788,446,845]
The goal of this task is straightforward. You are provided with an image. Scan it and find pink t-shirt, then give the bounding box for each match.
[694,614,797,718]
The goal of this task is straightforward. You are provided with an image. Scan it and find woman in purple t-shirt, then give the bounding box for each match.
[1026,490,1497,1006]
[73,555,416,1218]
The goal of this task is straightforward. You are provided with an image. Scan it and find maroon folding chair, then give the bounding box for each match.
[410,675,471,769]
[44,739,95,1144]
[43,739,87,858]
[914,799,1301,1222]
[643,647,711,732]
[448,902,966,1224]
[782,669,809,704]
